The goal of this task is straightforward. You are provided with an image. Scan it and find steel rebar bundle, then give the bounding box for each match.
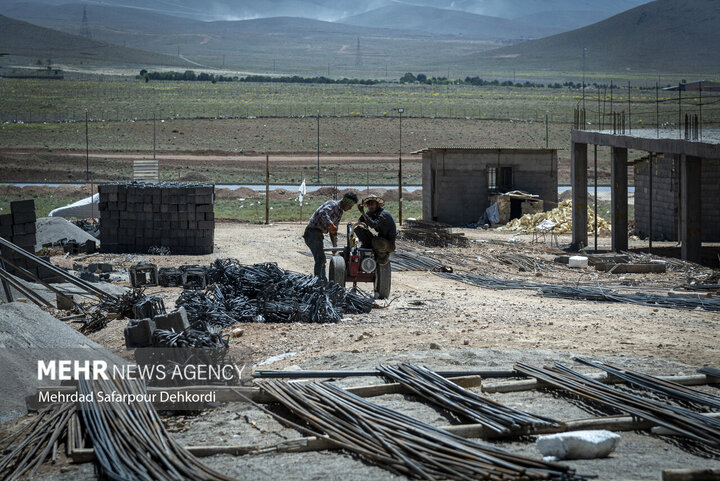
[538,285,720,312]
[378,363,560,435]
[177,259,373,326]
[391,250,451,272]
[257,380,586,481]
[0,403,76,481]
[574,358,720,411]
[400,220,470,248]
[433,271,720,312]
[514,362,720,447]
[77,376,235,481]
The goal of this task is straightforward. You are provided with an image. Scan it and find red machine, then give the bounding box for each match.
[325,223,391,299]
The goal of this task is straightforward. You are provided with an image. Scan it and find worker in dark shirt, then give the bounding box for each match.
[355,194,397,265]
[304,192,358,279]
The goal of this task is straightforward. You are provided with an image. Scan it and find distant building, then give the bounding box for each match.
[414,148,558,226]
[664,81,720,92]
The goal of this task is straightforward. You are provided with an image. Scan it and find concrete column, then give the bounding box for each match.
[571,142,588,249]
[611,147,628,252]
[681,155,702,262]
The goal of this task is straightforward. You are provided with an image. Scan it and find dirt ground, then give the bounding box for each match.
[4,222,720,481]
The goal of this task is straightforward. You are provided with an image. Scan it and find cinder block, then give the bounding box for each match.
[10,199,35,213]
[153,307,189,332]
[124,318,156,348]
[12,211,36,224]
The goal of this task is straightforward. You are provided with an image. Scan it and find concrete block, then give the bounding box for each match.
[56,293,75,310]
[536,430,620,460]
[124,318,156,348]
[10,199,35,213]
[153,307,189,332]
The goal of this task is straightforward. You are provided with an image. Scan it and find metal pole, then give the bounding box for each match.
[649,153,653,254]
[545,111,549,147]
[398,108,404,226]
[656,82,660,138]
[678,82,682,137]
[153,111,156,160]
[317,111,320,184]
[699,82,703,140]
[85,109,89,182]
[628,81,631,134]
[594,144,598,252]
[265,153,270,224]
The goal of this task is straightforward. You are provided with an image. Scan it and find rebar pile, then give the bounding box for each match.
[378,363,560,434]
[391,250,451,272]
[258,380,586,481]
[539,285,720,312]
[515,362,720,447]
[78,376,235,481]
[152,323,228,349]
[574,358,720,411]
[400,219,469,248]
[477,252,550,273]
[177,260,373,326]
[0,403,75,481]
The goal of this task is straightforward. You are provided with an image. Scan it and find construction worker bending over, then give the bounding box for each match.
[303,192,359,279]
[355,194,397,266]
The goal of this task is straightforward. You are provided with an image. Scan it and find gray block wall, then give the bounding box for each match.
[421,149,558,226]
[98,182,214,255]
[635,156,720,242]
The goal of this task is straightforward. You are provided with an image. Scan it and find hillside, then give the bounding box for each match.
[19,0,649,28]
[473,0,720,74]
[0,14,191,67]
[339,4,553,40]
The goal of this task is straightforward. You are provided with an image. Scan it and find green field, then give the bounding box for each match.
[0,191,421,224]
[0,78,696,125]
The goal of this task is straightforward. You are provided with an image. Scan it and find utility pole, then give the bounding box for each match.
[85,109,89,182]
[265,154,270,224]
[153,111,156,160]
[316,111,320,184]
[398,108,404,226]
[582,47,587,112]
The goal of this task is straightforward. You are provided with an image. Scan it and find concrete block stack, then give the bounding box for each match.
[0,200,55,281]
[98,182,214,255]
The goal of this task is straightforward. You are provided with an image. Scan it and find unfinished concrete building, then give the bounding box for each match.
[571,129,720,263]
[415,148,558,226]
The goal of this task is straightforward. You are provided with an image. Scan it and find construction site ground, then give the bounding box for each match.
[4,222,720,481]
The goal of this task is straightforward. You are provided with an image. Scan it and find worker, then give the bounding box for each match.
[355,194,397,266]
[303,192,359,279]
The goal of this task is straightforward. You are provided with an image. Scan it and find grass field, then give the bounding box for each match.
[0,191,421,224]
[0,79,695,125]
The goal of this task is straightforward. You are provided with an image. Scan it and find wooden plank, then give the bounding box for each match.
[668,291,715,298]
[483,373,719,394]
[662,469,720,481]
[69,412,720,463]
[595,262,666,273]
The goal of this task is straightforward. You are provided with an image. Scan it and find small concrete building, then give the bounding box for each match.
[634,154,720,242]
[415,148,558,226]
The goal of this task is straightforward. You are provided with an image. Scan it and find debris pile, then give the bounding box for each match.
[176,259,374,326]
[35,217,98,252]
[499,200,611,234]
[400,219,469,247]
